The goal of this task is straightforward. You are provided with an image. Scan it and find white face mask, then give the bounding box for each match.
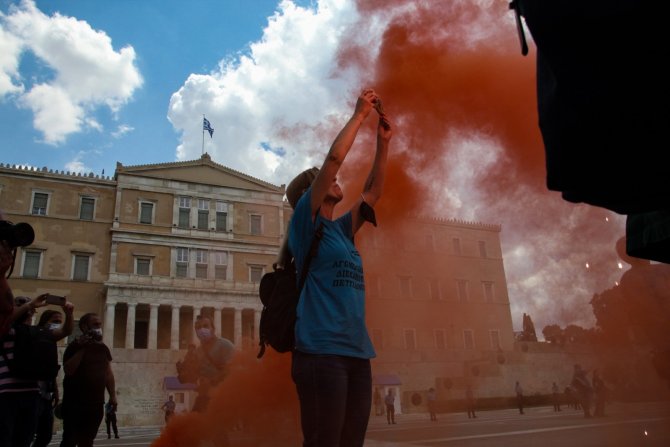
[196,328,212,340]
[48,323,62,331]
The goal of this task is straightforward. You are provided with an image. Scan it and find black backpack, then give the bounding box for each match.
[1,323,60,381]
[257,224,323,359]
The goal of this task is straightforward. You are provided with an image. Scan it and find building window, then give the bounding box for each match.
[72,254,90,281]
[463,329,475,350]
[79,197,95,221]
[434,329,447,349]
[404,329,416,350]
[214,251,228,280]
[178,197,191,228]
[215,202,228,232]
[135,258,151,276]
[452,237,461,256]
[478,240,487,258]
[249,265,264,283]
[31,192,49,215]
[398,275,412,298]
[139,201,154,224]
[456,279,469,301]
[250,214,262,235]
[482,281,495,302]
[195,250,208,278]
[372,328,384,349]
[176,248,189,278]
[197,199,209,230]
[490,330,501,350]
[429,278,441,300]
[22,250,42,278]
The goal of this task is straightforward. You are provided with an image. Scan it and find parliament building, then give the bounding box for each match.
[1,154,526,424]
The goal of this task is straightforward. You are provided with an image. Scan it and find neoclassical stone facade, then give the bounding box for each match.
[102,154,286,352]
[1,156,288,424]
[5,155,572,424]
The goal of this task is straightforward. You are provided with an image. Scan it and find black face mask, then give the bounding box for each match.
[87,329,103,342]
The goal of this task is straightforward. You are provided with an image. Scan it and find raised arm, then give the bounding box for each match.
[351,109,393,233]
[310,89,378,218]
[51,301,75,341]
[12,293,47,322]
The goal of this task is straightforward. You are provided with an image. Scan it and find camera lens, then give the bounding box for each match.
[0,221,35,248]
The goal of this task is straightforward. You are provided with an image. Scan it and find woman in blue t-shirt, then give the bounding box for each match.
[283,88,392,447]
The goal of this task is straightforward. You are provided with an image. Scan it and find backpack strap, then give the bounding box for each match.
[256,220,324,359]
[297,221,324,292]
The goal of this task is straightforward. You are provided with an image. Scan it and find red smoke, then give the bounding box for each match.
[336,0,625,331]
[336,0,542,226]
[152,349,300,446]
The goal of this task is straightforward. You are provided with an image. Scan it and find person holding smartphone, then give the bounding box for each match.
[32,305,74,447]
[0,294,74,447]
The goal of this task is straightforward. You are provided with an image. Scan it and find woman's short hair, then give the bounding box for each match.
[38,309,61,327]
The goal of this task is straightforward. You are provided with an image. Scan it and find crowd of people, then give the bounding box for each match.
[1,238,118,447]
[512,369,609,420]
[368,372,609,424]
[1,224,238,447]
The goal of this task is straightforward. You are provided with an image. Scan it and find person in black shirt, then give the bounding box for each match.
[104,400,119,439]
[33,308,74,447]
[60,313,116,447]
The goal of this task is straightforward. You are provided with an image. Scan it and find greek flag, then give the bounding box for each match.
[203,117,214,138]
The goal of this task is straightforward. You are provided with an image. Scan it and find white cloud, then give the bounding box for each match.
[65,151,92,174]
[0,24,24,96]
[111,124,134,139]
[0,0,142,144]
[20,83,84,143]
[168,0,377,185]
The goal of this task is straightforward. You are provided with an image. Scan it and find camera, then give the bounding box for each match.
[0,220,35,248]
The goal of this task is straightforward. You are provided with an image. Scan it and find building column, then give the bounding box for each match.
[125,303,136,349]
[254,309,261,344]
[170,305,180,350]
[148,303,159,350]
[234,308,242,348]
[103,302,116,344]
[214,307,222,338]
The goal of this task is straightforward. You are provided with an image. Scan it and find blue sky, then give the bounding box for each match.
[0,0,314,179]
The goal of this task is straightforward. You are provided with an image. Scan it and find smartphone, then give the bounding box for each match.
[45,294,66,306]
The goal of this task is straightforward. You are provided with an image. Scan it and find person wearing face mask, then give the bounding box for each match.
[60,313,116,447]
[33,307,74,447]
[191,315,235,413]
[0,295,50,447]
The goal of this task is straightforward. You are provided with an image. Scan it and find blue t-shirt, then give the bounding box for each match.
[288,188,375,359]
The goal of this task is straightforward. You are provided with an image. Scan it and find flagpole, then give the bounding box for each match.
[202,114,205,155]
